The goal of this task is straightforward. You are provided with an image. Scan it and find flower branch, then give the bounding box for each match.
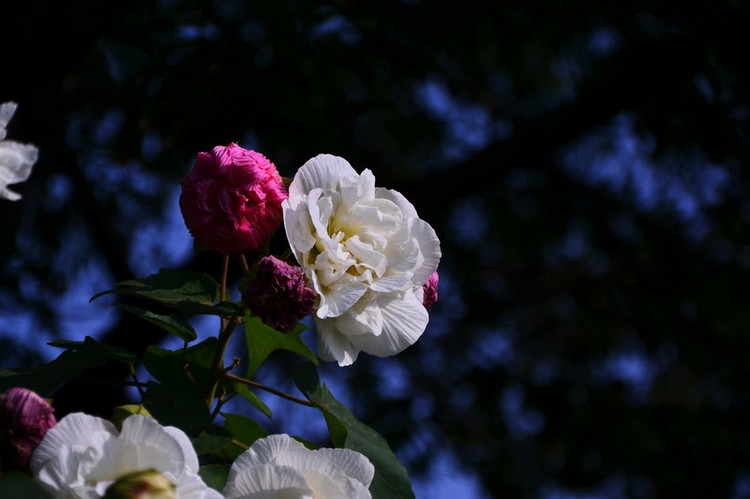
[224,372,315,408]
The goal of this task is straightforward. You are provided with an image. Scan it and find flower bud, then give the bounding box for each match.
[422,271,439,308]
[243,255,317,332]
[103,469,177,499]
[179,143,288,255]
[0,387,56,474]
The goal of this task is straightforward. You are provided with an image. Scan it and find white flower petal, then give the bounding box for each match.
[334,300,383,337]
[0,101,18,139]
[315,277,368,318]
[31,413,217,499]
[224,464,312,499]
[284,154,440,365]
[224,435,372,499]
[315,317,359,366]
[30,413,116,474]
[408,217,442,285]
[289,154,358,199]
[348,289,428,357]
[314,448,375,489]
[0,102,38,201]
[374,186,419,219]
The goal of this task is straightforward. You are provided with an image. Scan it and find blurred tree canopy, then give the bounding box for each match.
[2,1,750,496]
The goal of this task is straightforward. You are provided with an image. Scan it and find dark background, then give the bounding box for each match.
[2,1,750,497]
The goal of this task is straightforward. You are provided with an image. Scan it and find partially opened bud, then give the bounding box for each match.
[243,255,317,332]
[0,387,56,474]
[104,469,177,499]
[179,144,288,255]
[422,271,439,308]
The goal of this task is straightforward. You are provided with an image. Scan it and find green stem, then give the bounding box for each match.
[205,319,238,408]
[205,254,235,409]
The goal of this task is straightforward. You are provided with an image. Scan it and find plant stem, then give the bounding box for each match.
[224,372,315,408]
[239,254,249,272]
[219,254,229,330]
[205,254,235,409]
[205,318,238,409]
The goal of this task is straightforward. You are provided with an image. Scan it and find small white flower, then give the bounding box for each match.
[223,434,374,499]
[30,413,222,499]
[283,154,441,366]
[0,101,38,201]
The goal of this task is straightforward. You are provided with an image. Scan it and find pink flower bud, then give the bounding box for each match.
[243,255,317,332]
[0,387,56,474]
[422,271,439,308]
[179,144,288,255]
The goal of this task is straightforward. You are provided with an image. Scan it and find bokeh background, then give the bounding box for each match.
[2,1,750,497]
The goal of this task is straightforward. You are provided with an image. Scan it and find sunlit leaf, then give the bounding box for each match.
[244,315,317,378]
[111,404,151,432]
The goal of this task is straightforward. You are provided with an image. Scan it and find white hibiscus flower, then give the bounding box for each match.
[30,413,222,499]
[0,101,38,201]
[223,434,374,499]
[283,154,441,366]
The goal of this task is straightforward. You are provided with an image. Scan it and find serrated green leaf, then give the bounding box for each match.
[198,464,230,493]
[0,349,105,395]
[47,336,138,364]
[244,315,317,378]
[114,303,198,342]
[293,362,415,499]
[232,383,273,420]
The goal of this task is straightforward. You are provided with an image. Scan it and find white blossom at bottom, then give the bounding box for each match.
[30,413,222,499]
[223,434,374,499]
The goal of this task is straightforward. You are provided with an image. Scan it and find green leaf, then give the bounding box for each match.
[0,349,105,395]
[192,425,234,455]
[221,412,268,459]
[174,300,243,318]
[233,383,273,420]
[91,269,232,317]
[198,464,229,493]
[142,381,210,438]
[47,336,138,364]
[114,304,198,342]
[293,362,415,499]
[0,473,53,498]
[244,315,317,378]
[111,404,151,432]
[142,339,218,394]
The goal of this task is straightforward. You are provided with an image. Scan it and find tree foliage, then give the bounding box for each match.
[2,1,750,496]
